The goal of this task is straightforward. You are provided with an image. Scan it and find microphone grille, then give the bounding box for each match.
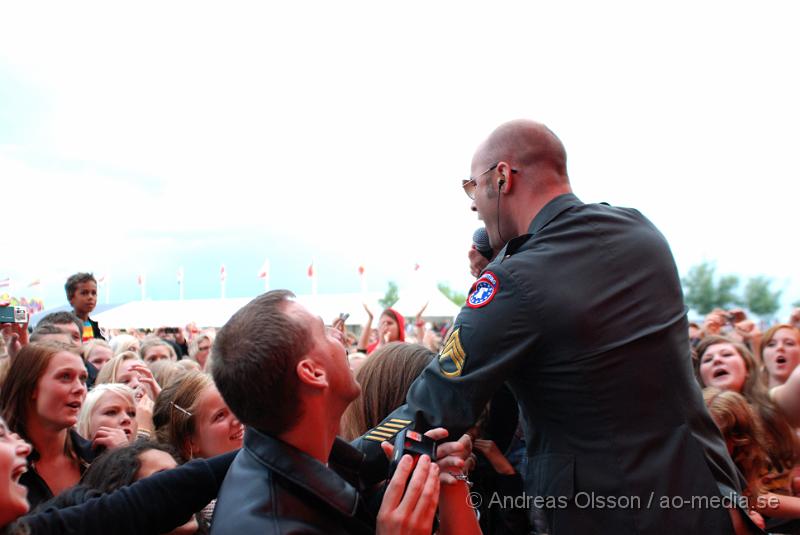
[472,227,491,250]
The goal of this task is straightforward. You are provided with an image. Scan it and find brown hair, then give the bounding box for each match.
[704,387,769,499]
[759,323,800,375]
[0,341,82,440]
[340,342,434,441]
[695,335,798,474]
[211,290,311,435]
[153,371,213,461]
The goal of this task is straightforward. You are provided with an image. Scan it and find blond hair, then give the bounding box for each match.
[77,384,136,440]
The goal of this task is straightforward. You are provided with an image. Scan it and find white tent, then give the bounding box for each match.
[90,287,461,330]
[91,293,387,329]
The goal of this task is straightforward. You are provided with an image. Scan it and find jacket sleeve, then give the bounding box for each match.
[23,450,237,535]
[354,265,537,485]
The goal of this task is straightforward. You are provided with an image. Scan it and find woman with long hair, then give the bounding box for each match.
[0,341,93,508]
[695,335,799,497]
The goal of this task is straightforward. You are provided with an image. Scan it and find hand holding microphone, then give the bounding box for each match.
[469,227,496,278]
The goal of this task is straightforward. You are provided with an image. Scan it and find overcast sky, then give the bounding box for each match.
[2,1,799,318]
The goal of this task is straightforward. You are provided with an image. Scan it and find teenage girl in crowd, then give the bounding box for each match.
[357,306,405,354]
[695,336,800,499]
[76,384,138,449]
[0,342,94,509]
[81,339,113,371]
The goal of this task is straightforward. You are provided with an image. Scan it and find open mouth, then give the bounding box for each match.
[713,369,729,379]
[123,428,132,437]
[66,401,82,410]
[230,429,244,441]
[776,356,787,365]
[12,463,27,483]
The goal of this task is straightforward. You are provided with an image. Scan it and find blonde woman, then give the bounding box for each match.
[188,332,214,370]
[95,352,160,438]
[77,384,138,448]
[109,334,140,355]
[81,339,114,370]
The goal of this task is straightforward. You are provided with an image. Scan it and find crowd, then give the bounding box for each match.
[1,120,800,535]
[2,271,798,534]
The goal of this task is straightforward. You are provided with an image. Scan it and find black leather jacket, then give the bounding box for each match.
[211,427,376,535]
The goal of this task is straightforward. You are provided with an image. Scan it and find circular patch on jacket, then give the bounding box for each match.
[467,271,499,309]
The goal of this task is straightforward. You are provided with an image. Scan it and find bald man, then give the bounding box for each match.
[355,120,756,534]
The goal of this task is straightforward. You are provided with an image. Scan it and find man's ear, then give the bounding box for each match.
[497,162,513,193]
[296,358,328,389]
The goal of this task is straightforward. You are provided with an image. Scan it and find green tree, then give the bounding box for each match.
[437,282,466,307]
[743,276,781,318]
[682,261,740,314]
[379,280,399,309]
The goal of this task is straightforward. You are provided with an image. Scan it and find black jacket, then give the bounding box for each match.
[22,451,235,534]
[21,429,98,509]
[355,194,747,534]
[211,427,376,535]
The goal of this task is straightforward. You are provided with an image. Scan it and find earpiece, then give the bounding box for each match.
[498,178,506,189]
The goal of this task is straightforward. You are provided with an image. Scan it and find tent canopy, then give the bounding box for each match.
[86,289,462,330]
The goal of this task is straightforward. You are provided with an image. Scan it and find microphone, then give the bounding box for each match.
[472,227,494,260]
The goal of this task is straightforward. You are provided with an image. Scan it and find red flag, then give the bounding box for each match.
[307,263,314,278]
[414,263,421,271]
[136,274,143,286]
[220,265,227,282]
[358,265,365,276]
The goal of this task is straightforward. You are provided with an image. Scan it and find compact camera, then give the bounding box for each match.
[0,306,28,324]
[387,428,437,482]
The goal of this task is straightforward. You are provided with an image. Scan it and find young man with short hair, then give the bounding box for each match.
[210,290,471,534]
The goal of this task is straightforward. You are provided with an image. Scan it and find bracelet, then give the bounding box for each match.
[448,472,473,487]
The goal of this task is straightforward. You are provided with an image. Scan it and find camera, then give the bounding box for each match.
[0,306,28,324]
[387,428,437,482]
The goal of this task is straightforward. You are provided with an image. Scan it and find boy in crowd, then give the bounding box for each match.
[65,272,104,342]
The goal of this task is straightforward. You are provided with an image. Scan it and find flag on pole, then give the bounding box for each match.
[220,264,227,299]
[308,261,317,295]
[258,259,270,291]
[0,277,10,288]
[358,265,366,295]
[27,279,41,287]
[414,263,421,271]
[137,274,146,301]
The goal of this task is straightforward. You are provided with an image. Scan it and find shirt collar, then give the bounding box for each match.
[243,427,361,516]
[526,192,582,236]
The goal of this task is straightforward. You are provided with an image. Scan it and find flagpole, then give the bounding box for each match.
[220,265,226,299]
[358,265,366,296]
[178,267,185,301]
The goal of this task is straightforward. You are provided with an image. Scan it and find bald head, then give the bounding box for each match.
[474,119,568,179]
